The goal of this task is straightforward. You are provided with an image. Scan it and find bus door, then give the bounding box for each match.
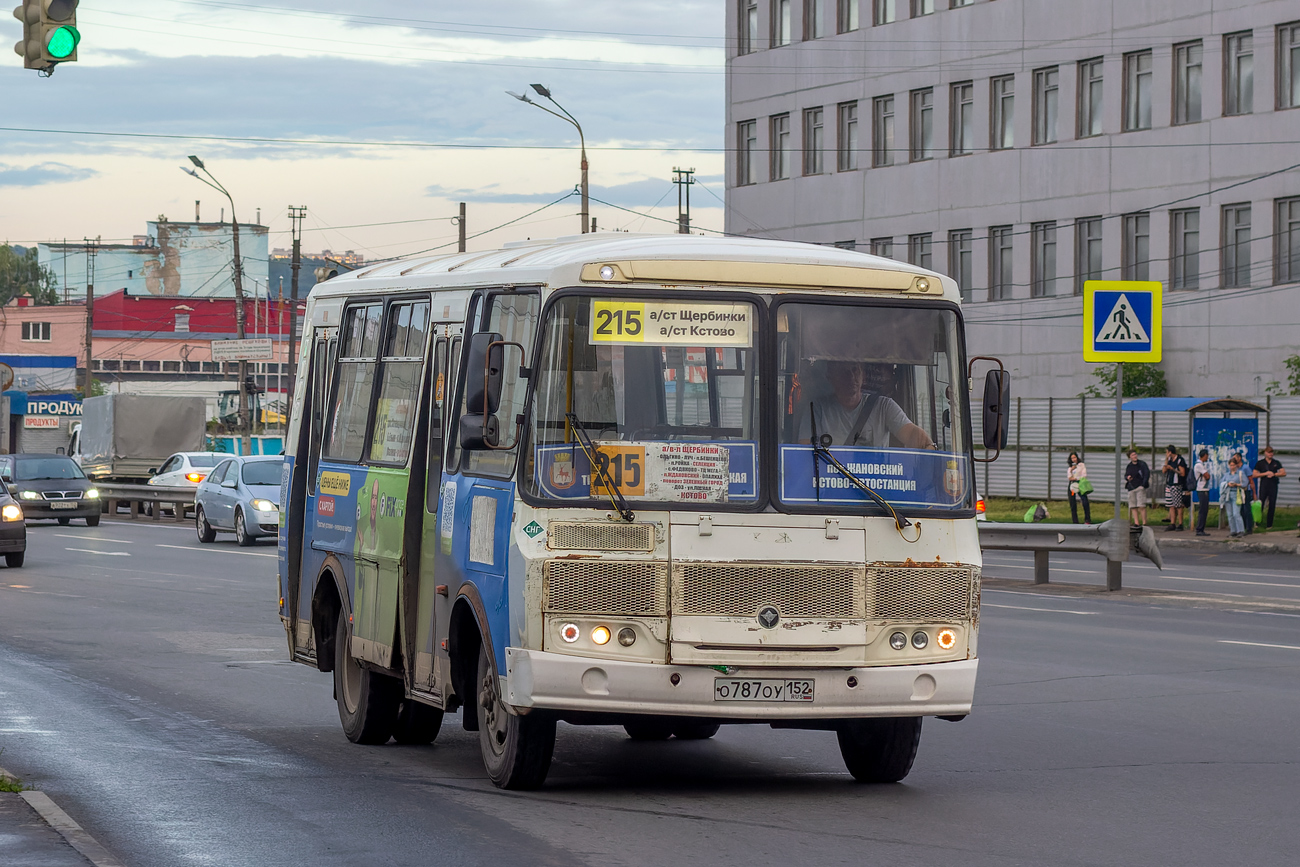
[438,289,539,677]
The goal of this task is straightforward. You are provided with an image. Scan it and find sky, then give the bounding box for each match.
[0,0,727,260]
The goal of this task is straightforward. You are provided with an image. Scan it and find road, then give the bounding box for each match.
[1,519,1298,866]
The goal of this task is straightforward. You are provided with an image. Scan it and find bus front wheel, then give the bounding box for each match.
[334,609,401,745]
[476,644,555,789]
[836,717,923,783]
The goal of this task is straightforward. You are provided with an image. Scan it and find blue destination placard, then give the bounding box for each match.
[535,441,757,503]
[779,445,971,509]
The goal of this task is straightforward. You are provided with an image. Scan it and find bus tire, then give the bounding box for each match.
[196,507,216,543]
[334,609,401,745]
[393,699,444,745]
[623,720,674,741]
[476,644,555,789]
[672,722,720,740]
[836,717,923,783]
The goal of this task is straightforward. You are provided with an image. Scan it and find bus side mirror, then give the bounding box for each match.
[464,331,505,416]
[981,369,1010,452]
[459,413,500,450]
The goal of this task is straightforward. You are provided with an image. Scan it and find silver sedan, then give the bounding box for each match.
[193,456,282,546]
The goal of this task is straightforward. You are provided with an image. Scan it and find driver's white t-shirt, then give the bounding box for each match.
[799,395,910,447]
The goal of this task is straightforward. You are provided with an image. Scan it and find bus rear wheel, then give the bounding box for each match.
[836,717,923,783]
[334,609,401,745]
[476,644,555,789]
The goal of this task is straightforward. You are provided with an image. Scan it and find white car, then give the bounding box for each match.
[148,452,225,488]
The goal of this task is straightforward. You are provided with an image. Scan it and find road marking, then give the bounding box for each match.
[156,544,276,558]
[51,533,134,543]
[1218,640,1300,651]
[1157,575,1299,590]
[984,603,1097,616]
[65,548,131,557]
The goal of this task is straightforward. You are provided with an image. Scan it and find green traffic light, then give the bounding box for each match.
[46,25,79,59]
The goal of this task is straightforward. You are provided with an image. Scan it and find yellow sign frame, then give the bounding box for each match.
[1082,280,1162,363]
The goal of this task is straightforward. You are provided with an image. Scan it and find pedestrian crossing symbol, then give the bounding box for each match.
[1083,280,1162,362]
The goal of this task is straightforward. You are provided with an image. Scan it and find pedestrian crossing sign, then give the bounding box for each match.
[1083,280,1162,362]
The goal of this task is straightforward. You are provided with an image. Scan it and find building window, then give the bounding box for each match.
[870,237,894,258]
[1122,212,1151,281]
[174,313,190,332]
[950,81,974,156]
[872,95,895,167]
[804,0,825,39]
[739,0,758,54]
[1077,57,1104,137]
[1170,208,1201,290]
[144,360,160,372]
[162,360,181,372]
[909,88,933,161]
[21,321,51,341]
[771,0,792,46]
[1224,31,1254,116]
[990,75,1014,150]
[1033,66,1058,145]
[910,0,933,16]
[833,239,857,250]
[949,229,973,301]
[989,226,1013,301]
[1075,217,1103,294]
[1276,197,1300,283]
[1123,50,1153,131]
[803,107,825,175]
[837,0,858,32]
[1030,222,1057,297]
[1280,23,1300,109]
[950,0,972,5]
[1222,204,1252,288]
[873,0,896,25]
[737,120,758,185]
[1173,41,1203,124]
[908,233,932,269]
[837,101,859,170]
[770,114,792,179]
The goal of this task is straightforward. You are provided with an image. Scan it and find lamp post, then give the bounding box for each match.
[507,84,589,234]
[182,155,251,456]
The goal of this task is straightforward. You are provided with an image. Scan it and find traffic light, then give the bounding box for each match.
[12,0,79,72]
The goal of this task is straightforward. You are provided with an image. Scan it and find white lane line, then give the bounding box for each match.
[984,603,1097,616]
[64,547,131,557]
[1218,640,1300,651]
[1157,575,1300,590]
[51,533,134,543]
[156,543,276,558]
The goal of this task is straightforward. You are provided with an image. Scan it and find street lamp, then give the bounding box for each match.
[507,84,589,234]
[181,155,252,456]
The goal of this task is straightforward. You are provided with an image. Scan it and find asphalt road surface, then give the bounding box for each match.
[1,519,1298,866]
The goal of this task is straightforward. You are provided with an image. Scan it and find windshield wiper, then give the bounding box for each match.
[809,401,911,531]
[564,411,634,523]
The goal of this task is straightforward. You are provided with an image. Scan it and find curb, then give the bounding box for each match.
[1157,536,1300,555]
[0,765,127,867]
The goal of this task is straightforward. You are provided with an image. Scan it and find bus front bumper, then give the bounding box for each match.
[504,648,978,719]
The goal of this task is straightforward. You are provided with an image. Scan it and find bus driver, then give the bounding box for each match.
[799,360,935,450]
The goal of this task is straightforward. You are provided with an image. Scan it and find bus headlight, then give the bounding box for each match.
[560,623,580,643]
[1,504,22,521]
[911,631,929,650]
[937,628,957,650]
[590,625,611,646]
[617,627,636,647]
[889,631,908,651]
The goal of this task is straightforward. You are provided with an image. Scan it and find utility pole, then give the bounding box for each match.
[288,205,306,403]
[82,238,97,396]
[230,211,251,457]
[673,167,695,234]
[456,202,467,253]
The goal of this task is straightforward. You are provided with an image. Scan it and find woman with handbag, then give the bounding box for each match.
[1067,452,1093,524]
[1220,454,1249,537]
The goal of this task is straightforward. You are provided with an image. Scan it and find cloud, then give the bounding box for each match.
[0,162,99,187]
[427,175,689,208]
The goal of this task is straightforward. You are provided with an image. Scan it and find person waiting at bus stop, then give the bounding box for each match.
[1220,454,1250,538]
[800,361,934,449]
[1066,452,1091,524]
[1125,450,1150,526]
[1252,446,1286,529]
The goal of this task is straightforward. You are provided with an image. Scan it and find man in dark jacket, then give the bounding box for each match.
[1125,449,1151,526]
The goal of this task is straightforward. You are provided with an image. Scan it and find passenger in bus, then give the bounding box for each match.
[799,361,935,449]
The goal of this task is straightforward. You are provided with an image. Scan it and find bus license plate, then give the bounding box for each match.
[714,678,814,702]
[51,502,77,509]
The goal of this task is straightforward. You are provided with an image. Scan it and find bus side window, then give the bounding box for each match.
[426,336,448,513]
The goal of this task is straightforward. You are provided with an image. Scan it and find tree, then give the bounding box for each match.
[0,244,59,305]
[1267,355,1300,396]
[1081,362,1169,398]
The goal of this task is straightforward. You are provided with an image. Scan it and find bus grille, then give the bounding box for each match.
[866,565,979,620]
[543,560,668,616]
[548,521,655,552]
[672,563,866,618]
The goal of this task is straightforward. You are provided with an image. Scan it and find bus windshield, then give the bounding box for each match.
[524,293,761,507]
[775,300,972,513]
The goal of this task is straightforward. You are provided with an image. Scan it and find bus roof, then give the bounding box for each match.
[313,233,958,302]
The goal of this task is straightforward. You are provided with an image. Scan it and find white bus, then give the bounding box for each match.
[277,234,1008,789]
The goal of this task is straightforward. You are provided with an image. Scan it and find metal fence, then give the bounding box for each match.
[973,395,1300,506]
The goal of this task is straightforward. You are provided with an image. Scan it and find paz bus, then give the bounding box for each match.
[277,234,1009,790]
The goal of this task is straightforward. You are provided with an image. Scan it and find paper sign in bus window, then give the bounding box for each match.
[590,300,752,347]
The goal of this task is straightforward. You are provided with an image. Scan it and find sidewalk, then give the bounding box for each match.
[0,768,125,867]
[1141,521,1300,554]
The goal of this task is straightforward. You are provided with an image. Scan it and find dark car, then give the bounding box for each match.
[0,485,27,567]
[0,453,102,526]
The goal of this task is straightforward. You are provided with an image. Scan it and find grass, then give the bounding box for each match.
[0,774,28,793]
[984,496,1300,533]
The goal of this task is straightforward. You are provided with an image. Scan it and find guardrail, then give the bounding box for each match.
[94,483,196,523]
[978,519,1162,590]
